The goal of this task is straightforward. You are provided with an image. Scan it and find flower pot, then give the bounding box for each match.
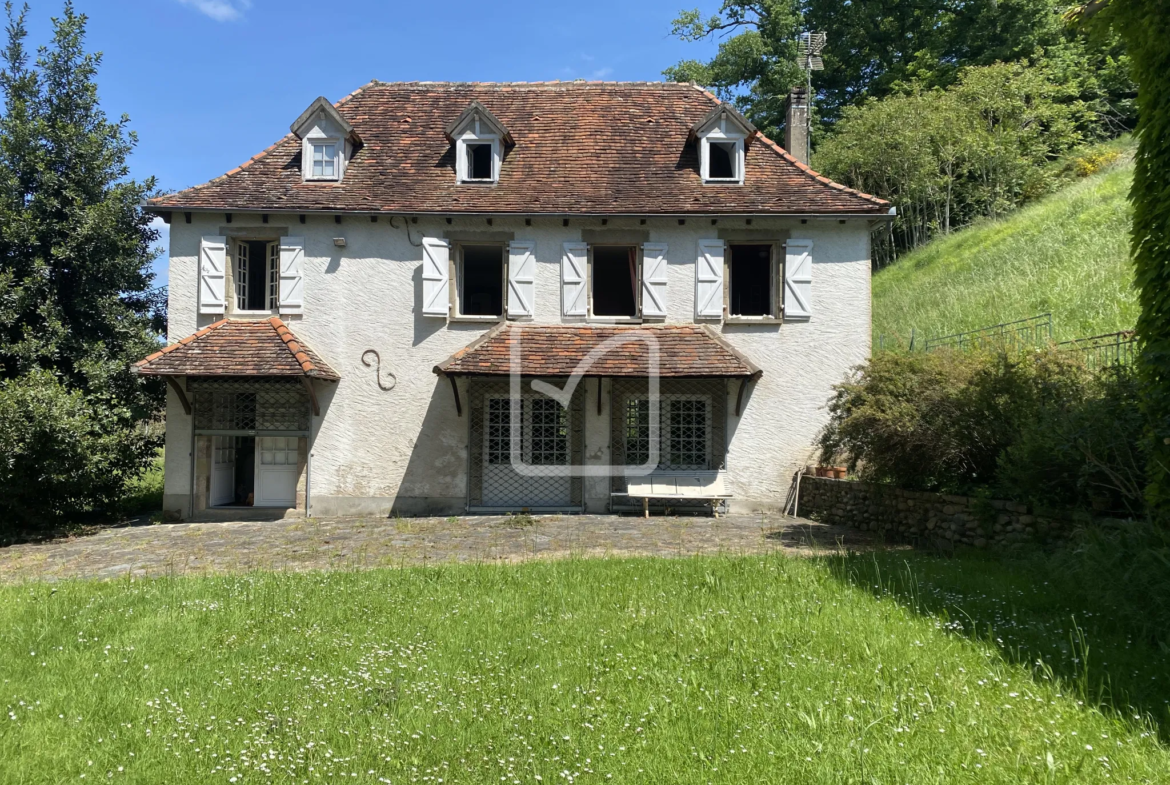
[831,466,848,480]
[815,466,829,477]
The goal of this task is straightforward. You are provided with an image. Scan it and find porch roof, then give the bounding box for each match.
[433,324,761,378]
[133,317,340,381]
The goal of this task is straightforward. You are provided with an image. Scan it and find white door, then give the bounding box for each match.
[255,436,299,507]
[211,436,236,506]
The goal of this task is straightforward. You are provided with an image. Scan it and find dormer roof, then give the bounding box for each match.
[444,100,514,145]
[148,81,889,216]
[689,103,757,141]
[290,96,361,145]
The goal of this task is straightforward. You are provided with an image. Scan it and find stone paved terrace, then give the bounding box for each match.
[0,513,880,583]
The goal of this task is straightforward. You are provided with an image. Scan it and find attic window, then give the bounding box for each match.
[311,143,338,179]
[709,142,737,180]
[467,143,493,181]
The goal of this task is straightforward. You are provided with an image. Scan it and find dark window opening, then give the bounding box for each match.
[592,245,639,317]
[709,142,736,179]
[729,244,772,316]
[243,240,271,311]
[467,143,493,180]
[460,244,504,316]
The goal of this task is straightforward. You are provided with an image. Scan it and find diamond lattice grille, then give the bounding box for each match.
[191,378,309,432]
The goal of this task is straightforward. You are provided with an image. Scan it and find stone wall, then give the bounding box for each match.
[797,476,1072,548]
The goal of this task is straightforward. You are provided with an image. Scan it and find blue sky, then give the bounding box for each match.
[17,0,721,287]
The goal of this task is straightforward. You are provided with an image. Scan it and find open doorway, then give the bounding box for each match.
[209,436,299,508]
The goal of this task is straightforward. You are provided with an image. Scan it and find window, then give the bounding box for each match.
[486,398,515,465]
[528,398,568,466]
[457,244,505,318]
[728,243,775,317]
[623,395,711,470]
[591,245,639,318]
[310,142,338,179]
[234,240,278,311]
[467,143,493,180]
[709,142,737,179]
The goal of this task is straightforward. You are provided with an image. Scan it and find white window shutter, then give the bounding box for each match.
[278,236,305,314]
[784,239,814,320]
[561,242,588,317]
[641,243,668,318]
[507,241,536,319]
[421,237,451,317]
[695,239,725,319]
[198,235,227,315]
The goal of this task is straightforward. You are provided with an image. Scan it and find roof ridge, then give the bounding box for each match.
[268,316,322,376]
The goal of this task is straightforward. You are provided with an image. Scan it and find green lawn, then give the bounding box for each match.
[873,149,1138,346]
[2,554,1167,783]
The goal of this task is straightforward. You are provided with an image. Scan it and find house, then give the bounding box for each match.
[136,81,892,520]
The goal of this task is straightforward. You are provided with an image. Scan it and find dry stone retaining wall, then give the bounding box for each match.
[797,476,1071,548]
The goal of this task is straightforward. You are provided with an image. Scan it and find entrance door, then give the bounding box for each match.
[211,436,236,506]
[481,397,572,508]
[254,436,299,507]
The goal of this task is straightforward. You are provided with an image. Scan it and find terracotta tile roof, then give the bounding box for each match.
[148,81,888,216]
[434,324,761,378]
[133,317,340,380]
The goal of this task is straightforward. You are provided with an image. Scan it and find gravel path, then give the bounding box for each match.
[0,513,877,583]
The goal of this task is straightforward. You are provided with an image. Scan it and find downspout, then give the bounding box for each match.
[305,392,314,518]
[186,376,196,521]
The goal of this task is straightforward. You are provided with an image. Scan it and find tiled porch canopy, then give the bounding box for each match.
[433,324,762,378]
[133,317,339,381]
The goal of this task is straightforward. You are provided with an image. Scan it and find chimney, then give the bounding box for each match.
[784,85,809,164]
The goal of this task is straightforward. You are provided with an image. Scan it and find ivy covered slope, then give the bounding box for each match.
[872,145,1137,345]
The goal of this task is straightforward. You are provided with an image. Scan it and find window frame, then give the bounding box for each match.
[724,240,784,323]
[587,243,643,323]
[455,117,501,184]
[450,242,508,322]
[229,238,281,315]
[698,112,747,185]
[622,393,714,471]
[305,139,341,181]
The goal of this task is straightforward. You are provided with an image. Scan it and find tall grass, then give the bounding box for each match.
[1,555,1166,783]
[873,149,1137,345]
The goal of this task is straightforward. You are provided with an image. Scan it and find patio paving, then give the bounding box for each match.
[0,513,879,583]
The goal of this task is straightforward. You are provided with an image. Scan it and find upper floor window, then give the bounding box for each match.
[310,142,338,180]
[455,243,505,318]
[690,103,755,185]
[290,96,361,184]
[727,243,777,318]
[232,240,279,313]
[445,100,512,185]
[591,245,640,318]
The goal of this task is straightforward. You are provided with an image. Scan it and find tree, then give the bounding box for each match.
[665,0,1134,137]
[1071,0,1170,520]
[0,2,164,530]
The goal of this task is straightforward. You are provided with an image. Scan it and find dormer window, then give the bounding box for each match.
[311,142,338,179]
[691,103,756,185]
[466,142,494,181]
[290,96,361,184]
[445,100,513,185]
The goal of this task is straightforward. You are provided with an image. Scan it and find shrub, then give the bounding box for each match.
[819,348,1142,514]
[0,371,161,532]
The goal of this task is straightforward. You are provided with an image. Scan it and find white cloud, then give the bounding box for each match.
[591,67,614,79]
[175,0,252,22]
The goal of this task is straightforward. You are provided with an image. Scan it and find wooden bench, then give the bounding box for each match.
[614,470,732,517]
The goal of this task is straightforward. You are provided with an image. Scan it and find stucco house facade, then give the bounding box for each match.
[136,81,892,520]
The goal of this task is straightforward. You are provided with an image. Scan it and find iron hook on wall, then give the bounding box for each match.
[361,349,397,392]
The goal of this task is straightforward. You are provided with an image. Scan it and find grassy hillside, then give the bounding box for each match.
[873,152,1137,345]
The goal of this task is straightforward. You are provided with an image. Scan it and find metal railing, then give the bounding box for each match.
[1057,330,1138,370]
[923,313,1053,354]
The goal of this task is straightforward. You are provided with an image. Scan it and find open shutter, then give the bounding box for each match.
[784,239,813,320]
[641,243,668,318]
[507,240,536,319]
[198,236,227,315]
[695,239,725,319]
[421,237,451,317]
[561,242,588,317]
[278,236,305,314]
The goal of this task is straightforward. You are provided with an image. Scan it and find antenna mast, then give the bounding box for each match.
[796,31,826,157]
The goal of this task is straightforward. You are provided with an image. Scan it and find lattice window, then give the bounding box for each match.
[468,379,585,509]
[610,378,728,497]
[528,397,568,466]
[267,242,280,310]
[235,242,250,311]
[486,397,516,465]
[191,378,310,432]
